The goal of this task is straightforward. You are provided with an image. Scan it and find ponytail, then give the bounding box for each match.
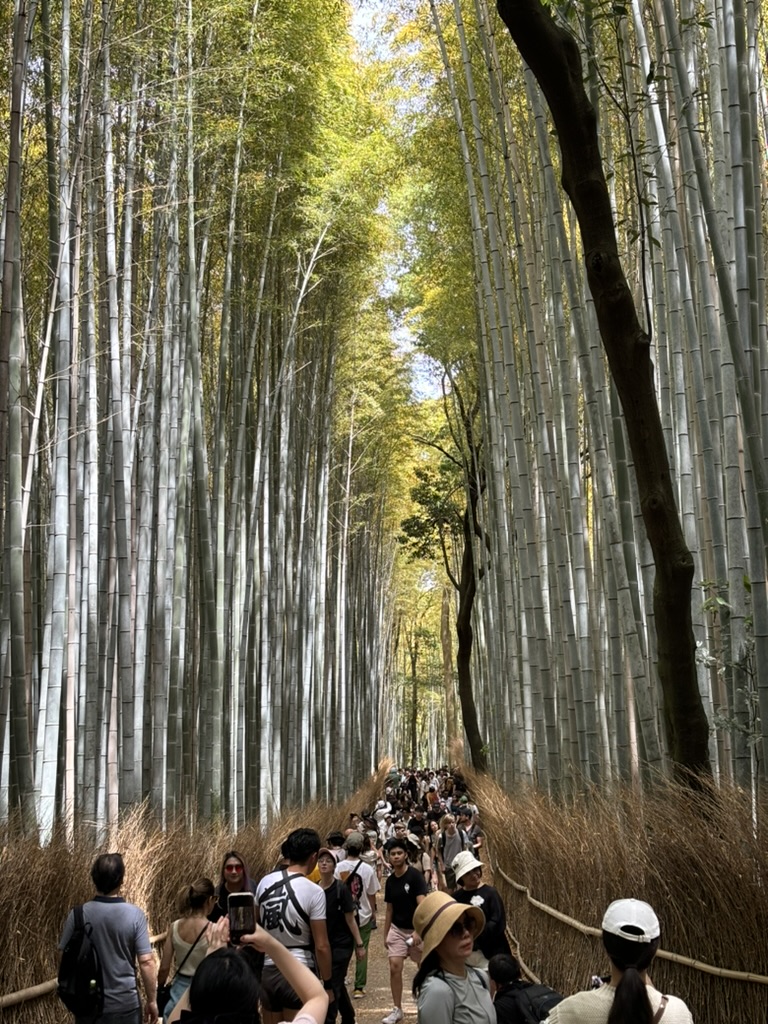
[177,876,215,915]
[604,931,660,1024]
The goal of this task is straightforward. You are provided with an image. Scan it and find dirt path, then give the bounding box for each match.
[348,905,419,1024]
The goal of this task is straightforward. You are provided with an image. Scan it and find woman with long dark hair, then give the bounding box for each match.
[209,850,257,922]
[411,891,494,1024]
[544,899,693,1023]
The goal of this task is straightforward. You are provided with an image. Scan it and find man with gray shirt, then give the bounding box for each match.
[436,814,470,891]
[59,853,157,1024]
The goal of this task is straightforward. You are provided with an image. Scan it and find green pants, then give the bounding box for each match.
[354,919,373,990]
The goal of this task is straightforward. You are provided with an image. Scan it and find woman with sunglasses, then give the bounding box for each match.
[209,850,258,923]
[411,891,495,1024]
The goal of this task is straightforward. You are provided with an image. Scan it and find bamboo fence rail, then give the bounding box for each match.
[0,932,167,1009]
[492,861,768,986]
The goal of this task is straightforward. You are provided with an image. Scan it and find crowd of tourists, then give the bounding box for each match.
[57,765,694,1024]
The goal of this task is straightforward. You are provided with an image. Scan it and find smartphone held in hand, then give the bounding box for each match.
[228,892,256,945]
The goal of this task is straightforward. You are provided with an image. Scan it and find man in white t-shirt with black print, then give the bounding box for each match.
[256,828,334,1024]
[381,836,428,1024]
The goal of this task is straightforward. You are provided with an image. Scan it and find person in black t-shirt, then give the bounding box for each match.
[488,954,564,1024]
[317,849,365,1024]
[452,852,511,963]
[407,806,427,837]
[381,837,428,1024]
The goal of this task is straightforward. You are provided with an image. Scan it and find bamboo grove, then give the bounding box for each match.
[384,0,768,797]
[1,0,415,838]
[3,0,768,839]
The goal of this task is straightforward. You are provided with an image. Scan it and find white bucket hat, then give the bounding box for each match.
[452,849,483,881]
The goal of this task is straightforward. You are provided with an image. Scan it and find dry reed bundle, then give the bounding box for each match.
[464,768,768,1024]
[0,773,391,1024]
[339,760,395,824]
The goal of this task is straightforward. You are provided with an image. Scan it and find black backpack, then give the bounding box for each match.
[58,904,105,1020]
[505,981,563,1023]
[342,862,364,917]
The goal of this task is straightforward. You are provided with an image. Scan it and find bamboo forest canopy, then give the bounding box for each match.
[2,0,768,838]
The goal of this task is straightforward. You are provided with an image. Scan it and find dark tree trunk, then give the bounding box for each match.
[457,505,488,773]
[496,0,710,777]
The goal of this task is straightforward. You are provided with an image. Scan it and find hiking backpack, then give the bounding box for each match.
[507,982,564,1023]
[57,904,105,1020]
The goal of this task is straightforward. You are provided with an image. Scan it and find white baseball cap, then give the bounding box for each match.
[602,899,660,942]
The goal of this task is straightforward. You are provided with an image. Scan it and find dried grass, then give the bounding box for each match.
[0,769,393,1024]
[466,769,768,1024]
[10,760,762,1024]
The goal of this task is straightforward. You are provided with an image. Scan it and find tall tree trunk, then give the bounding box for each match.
[496,0,710,777]
[36,0,73,840]
[100,0,134,807]
[441,585,458,749]
[456,497,488,773]
[2,0,37,834]
[409,629,419,766]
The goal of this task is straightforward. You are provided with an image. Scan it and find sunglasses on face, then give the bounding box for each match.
[225,863,244,873]
[447,914,476,938]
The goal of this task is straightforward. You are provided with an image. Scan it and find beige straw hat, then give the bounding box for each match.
[413,891,485,960]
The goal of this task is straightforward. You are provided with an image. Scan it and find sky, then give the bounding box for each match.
[348,0,444,401]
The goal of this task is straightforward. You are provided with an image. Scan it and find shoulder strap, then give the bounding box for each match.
[330,878,347,914]
[258,871,312,928]
[258,869,300,904]
[467,966,489,991]
[170,922,208,983]
[652,995,669,1024]
[436,966,489,1015]
[72,903,101,960]
[344,861,362,888]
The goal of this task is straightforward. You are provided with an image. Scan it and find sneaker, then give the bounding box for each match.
[382,1010,404,1024]
[353,990,365,999]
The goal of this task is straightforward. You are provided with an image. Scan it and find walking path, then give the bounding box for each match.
[350,904,418,1024]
